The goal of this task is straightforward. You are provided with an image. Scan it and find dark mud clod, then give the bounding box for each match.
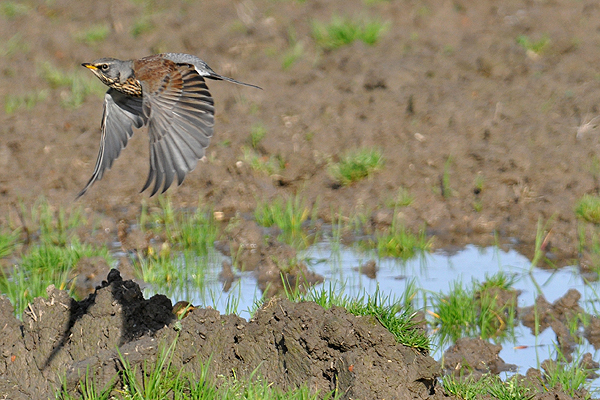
[106,267,123,284]
[0,271,444,399]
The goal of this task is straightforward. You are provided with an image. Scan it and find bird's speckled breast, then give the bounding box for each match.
[113,77,143,97]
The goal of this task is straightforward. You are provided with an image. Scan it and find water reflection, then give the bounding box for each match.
[304,242,600,389]
[142,242,600,389]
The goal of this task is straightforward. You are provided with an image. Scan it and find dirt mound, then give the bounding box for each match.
[0,270,443,399]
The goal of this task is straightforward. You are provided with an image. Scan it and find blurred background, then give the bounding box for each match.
[2,0,600,288]
[2,0,600,264]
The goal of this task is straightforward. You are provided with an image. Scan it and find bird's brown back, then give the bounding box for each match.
[134,55,180,94]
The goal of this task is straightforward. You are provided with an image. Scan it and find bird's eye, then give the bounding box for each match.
[101,64,109,71]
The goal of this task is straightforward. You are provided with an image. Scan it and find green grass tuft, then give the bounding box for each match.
[517,34,551,55]
[242,147,285,175]
[0,1,29,18]
[542,354,591,398]
[477,272,516,291]
[250,123,267,149]
[441,156,454,198]
[26,198,87,246]
[312,16,389,50]
[169,211,218,255]
[372,219,431,259]
[434,280,478,342]
[288,284,430,350]
[136,250,210,299]
[385,187,414,208]
[442,374,535,400]
[474,174,484,192]
[282,41,304,70]
[329,147,385,185]
[433,272,517,345]
[529,217,554,271]
[0,33,28,57]
[141,197,218,256]
[75,24,110,45]
[4,90,48,114]
[255,195,318,246]
[0,229,20,259]
[282,27,304,70]
[131,17,155,38]
[575,194,600,223]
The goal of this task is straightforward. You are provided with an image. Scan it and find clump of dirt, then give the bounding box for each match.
[585,316,600,351]
[442,338,595,399]
[354,259,379,279]
[0,270,443,399]
[442,337,516,377]
[520,289,587,361]
[476,285,520,312]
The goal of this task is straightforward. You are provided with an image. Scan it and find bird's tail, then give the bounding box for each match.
[209,74,262,90]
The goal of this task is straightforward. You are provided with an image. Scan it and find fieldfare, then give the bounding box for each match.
[78,53,260,197]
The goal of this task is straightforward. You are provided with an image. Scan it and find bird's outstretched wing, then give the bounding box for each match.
[140,63,215,196]
[77,89,145,198]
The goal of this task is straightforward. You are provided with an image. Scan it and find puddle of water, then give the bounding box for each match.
[142,242,600,389]
[304,242,600,389]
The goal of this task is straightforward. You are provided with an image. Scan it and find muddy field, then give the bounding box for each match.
[1,0,600,262]
[2,0,600,398]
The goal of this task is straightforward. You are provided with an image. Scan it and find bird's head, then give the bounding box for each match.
[82,58,132,87]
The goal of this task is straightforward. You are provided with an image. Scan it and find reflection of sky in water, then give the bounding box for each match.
[142,243,600,390]
[141,248,261,320]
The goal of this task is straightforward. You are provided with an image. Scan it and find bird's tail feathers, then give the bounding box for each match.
[209,74,262,90]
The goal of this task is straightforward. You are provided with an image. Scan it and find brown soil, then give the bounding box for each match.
[2,0,600,264]
[0,270,442,399]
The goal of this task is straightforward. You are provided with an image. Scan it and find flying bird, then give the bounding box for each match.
[78,53,260,197]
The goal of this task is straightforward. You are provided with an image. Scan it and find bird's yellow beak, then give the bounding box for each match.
[82,63,97,70]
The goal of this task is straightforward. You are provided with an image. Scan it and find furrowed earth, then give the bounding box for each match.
[1,0,600,398]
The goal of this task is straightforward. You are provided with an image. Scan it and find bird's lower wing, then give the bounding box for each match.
[141,64,215,196]
[77,89,145,198]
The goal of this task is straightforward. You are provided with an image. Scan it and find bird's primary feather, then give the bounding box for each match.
[77,89,145,198]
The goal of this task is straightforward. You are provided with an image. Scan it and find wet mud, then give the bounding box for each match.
[0,271,441,399]
[2,0,600,264]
